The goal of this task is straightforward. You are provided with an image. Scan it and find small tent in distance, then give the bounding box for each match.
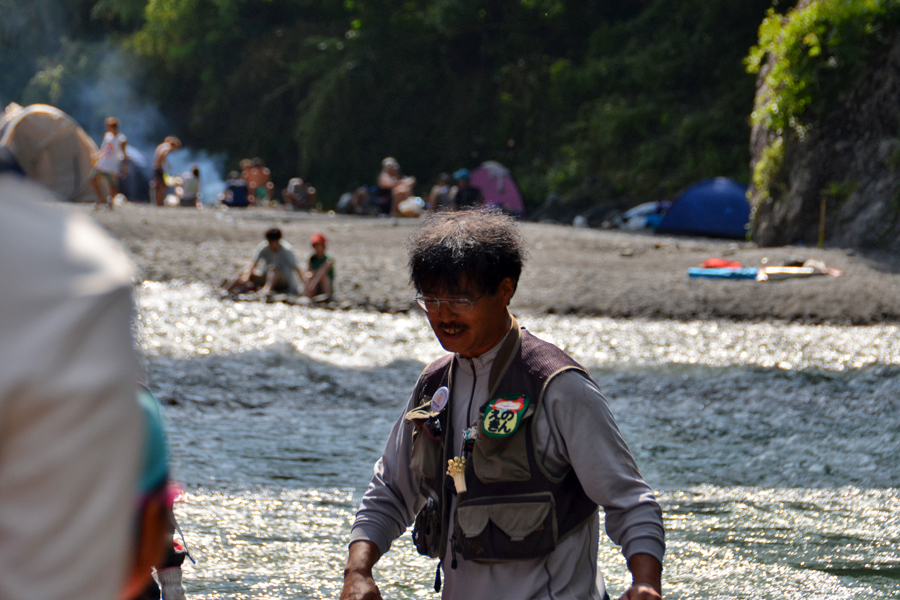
[0,103,97,202]
[656,178,750,239]
[469,161,525,216]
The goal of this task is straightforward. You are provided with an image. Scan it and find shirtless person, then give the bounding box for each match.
[151,137,182,207]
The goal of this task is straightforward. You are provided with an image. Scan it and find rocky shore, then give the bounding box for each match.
[82,204,900,324]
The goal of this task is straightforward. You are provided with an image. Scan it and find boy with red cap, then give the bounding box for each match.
[305,233,334,300]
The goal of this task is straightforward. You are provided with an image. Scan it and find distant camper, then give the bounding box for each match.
[283,177,316,211]
[223,171,249,208]
[90,117,127,210]
[450,168,483,209]
[177,165,201,208]
[151,136,182,207]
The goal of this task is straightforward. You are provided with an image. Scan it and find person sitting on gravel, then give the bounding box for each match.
[223,171,250,208]
[283,177,316,211]
[224,228,306,296]
[305,233,334,300]
[426,172,454,211]
[450,168,484,209]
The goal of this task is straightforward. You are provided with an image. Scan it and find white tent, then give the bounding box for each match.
[0,103,98,202]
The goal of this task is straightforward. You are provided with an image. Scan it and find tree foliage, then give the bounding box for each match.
[746,0,900,202]
[3,0,775,208]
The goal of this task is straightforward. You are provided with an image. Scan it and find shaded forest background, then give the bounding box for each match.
[1,0,780,209]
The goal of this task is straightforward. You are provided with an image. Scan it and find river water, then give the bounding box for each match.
[137,282,900,599]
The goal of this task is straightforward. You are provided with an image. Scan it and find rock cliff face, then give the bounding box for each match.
[749,32,900,251]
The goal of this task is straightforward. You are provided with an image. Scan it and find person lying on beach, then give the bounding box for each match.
[305,233,334,300]
[224,228,306,296]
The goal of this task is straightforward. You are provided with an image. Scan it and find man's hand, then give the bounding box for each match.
[619,553,662,600]
[340,540,382,600]
[340,568,382,600]
[619,583,661,600]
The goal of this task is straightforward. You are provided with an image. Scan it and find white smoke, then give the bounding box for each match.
[73,46,225,203]
[166,148,227,205]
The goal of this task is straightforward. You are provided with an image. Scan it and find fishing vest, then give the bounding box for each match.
[407,319,599,565]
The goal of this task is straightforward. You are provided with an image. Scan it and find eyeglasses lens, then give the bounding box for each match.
[415,297,475,314]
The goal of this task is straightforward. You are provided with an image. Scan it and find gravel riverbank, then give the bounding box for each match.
[80,203,900,324]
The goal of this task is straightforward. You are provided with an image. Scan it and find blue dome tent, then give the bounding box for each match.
[656,178,750,239]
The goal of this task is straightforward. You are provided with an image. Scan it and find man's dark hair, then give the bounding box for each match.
[265,228,282,242]
[407,209,526,296]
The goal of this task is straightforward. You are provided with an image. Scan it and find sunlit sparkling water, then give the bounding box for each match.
[138,282,900,598]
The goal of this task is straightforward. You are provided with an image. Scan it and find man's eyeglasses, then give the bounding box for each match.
[415,293,485,314]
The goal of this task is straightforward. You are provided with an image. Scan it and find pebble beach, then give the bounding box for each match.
[82,203,900,324]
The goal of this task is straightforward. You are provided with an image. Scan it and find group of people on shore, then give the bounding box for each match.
[89,115,187,209]
[342,157,484,217]
[220,160,316,210]
[90,116,483,219]
[224,228,335,301]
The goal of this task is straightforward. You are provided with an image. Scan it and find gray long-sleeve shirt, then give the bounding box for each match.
[351,327,665,599]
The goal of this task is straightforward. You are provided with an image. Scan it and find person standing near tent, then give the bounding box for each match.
[152,136,182,207]
[90,117,127,210]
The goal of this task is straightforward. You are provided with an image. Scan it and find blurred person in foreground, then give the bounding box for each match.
[341,209,664,600]
[223,227,306,296]
[0,147,143,599]
[127,386,189,600]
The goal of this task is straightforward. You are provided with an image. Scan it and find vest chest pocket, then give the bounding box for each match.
[410,427,441,479]
[471,405,534,483]
[453,492,557,562]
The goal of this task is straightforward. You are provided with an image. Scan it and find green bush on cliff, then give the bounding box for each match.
[746,0,900,201]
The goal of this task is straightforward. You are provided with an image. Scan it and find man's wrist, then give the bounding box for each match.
[627,553,662,593]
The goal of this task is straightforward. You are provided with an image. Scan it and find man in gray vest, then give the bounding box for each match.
[341,210,665,600]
